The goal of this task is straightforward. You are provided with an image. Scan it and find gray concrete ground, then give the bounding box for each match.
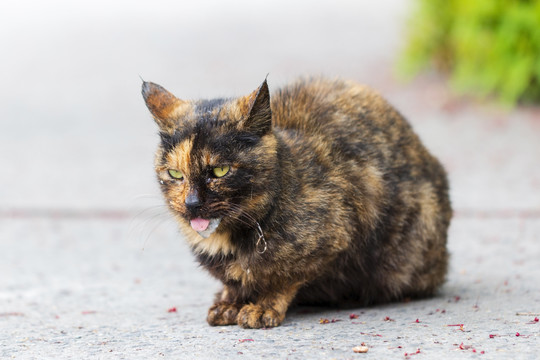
[1,1,539,359]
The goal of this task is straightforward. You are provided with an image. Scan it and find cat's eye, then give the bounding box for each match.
[213,166,230,178]
[168,169,184,180]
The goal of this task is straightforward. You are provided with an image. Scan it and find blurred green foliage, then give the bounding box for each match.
[400,0,540,104]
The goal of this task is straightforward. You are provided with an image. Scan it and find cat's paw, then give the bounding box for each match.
[207,302,241,326]
[237,304,284,329]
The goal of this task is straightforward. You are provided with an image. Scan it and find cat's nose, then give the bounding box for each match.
[185,188,202,212]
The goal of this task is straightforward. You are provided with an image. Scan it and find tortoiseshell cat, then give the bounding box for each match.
[142,77,451,329]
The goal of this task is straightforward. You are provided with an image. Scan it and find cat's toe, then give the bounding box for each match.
[262,308,283,328]
[237,304,264,329]
[207,303,240,326]
[237,304,283,328]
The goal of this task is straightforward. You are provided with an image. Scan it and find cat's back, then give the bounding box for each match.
[271,78,425,166]
[271,77,369,132]
[270,77,450,228]
[270,78,413,153]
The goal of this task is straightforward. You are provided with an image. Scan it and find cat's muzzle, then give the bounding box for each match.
[196,218,222,238]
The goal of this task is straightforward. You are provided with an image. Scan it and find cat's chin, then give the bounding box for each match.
[194,218,222,238]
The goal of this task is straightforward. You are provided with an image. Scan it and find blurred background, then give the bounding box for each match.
[1,0,538,214]
[401,0,540,105]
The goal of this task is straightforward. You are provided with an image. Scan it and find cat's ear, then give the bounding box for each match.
[142,81,187,132]
[239,79,272,136]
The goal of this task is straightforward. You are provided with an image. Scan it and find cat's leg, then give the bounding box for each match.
[207,286,244,326]
[237,282,302,329]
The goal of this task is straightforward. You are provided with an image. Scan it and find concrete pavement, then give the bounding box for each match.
[1,1,539,358]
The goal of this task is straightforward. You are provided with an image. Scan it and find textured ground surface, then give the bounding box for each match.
[1,1,539,359]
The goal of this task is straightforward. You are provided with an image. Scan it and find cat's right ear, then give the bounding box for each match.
[142,81,187,132]
[237,79,272,136]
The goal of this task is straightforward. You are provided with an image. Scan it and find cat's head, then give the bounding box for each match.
[142,79,278,239]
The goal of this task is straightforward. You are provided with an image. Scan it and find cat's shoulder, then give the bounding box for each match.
[270,77,396,132]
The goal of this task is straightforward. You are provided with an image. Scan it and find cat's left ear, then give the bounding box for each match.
[239,79,272,136]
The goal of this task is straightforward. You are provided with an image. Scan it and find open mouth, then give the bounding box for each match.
[190,217,221,238]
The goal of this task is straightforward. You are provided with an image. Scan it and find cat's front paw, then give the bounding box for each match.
[207,302,241,326]
[237,304,284,329]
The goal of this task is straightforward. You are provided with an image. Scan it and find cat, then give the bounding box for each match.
[142,77,451,329]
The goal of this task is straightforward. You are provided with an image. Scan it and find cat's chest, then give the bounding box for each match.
[195,250,260,288]
[185,226,259,285]
[179,221,236,257]
[224,261,256,286]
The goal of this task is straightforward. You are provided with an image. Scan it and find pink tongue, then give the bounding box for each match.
[190,217,210,232]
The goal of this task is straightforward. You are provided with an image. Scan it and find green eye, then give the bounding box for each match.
[213,166,230,178]
[168,169,184,179]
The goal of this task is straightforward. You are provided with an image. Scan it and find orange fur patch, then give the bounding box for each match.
[143,82,192,131]
[166,138,194,174]
[225,263,254,285]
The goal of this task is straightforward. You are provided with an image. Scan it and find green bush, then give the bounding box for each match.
[400,0,540,104]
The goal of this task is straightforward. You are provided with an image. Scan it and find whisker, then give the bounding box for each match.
[127,205,171,249]
[140,216,171,251]
[209,202,262,233]
[207,203,253,227]
[131,193,162,201]
[128,205,168,230]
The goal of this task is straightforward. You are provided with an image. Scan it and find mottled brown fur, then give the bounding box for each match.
[142,77,452,328]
